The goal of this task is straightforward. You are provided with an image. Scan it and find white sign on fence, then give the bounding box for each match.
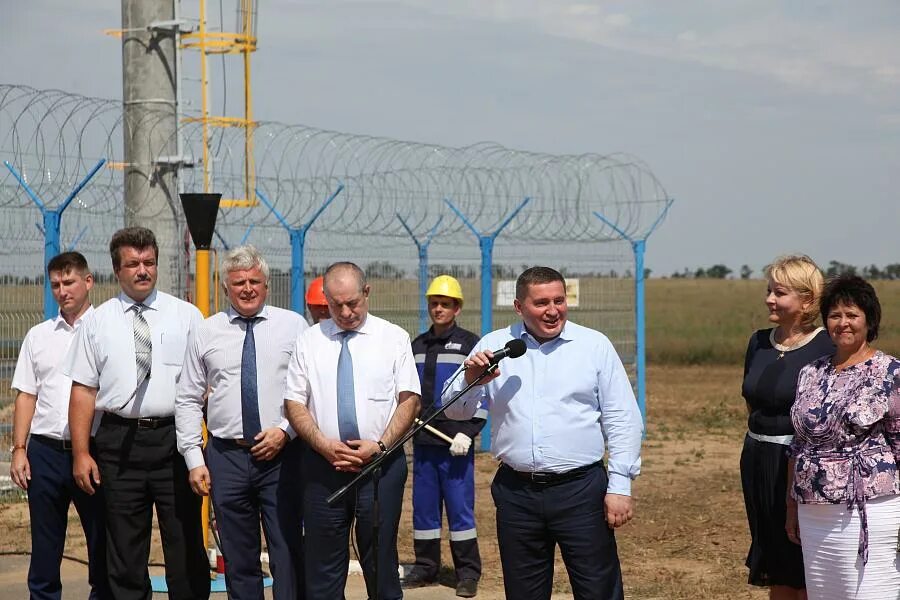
[495,278,579,307]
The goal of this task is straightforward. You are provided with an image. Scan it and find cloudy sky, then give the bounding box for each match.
[3,0,899,276]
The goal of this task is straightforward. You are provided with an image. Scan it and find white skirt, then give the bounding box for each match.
[798,494,900,600]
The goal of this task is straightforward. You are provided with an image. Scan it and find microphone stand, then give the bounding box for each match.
[326,362,499,600]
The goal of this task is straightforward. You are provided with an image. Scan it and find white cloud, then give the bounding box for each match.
[603,13,631,28]
[565,4,601,17]
[873,65,900,84]
[388,0,900,103]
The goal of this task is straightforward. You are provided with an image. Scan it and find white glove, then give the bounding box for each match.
[449,433,472,456]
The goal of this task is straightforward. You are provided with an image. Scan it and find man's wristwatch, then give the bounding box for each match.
[9,444,26,453]
[376,440,387,453]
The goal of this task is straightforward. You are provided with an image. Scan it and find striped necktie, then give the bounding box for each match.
[131,303,152,385]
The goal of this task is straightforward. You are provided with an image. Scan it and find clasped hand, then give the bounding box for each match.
[326,439,381,473]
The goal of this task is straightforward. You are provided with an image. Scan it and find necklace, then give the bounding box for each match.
[770,327,822,359]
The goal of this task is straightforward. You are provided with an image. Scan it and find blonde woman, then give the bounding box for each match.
[741,255,833,599]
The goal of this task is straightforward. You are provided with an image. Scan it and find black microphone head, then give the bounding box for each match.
[504,338,527,359]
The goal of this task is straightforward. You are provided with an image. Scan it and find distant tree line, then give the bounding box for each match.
[5,260,897,285]
[670,261,900,280]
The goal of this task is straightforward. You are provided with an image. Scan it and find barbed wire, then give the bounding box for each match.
[0,83,670,244]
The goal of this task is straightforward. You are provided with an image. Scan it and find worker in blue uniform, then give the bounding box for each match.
[403,275,484,598]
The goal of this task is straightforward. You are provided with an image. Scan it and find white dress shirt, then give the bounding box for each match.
[64,289,203,417]
[444,320,643,495]
[175,304,309,470]
[11,307,101,439]
[284,313,421,442]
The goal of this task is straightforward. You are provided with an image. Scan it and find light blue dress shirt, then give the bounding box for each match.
[443,320,643,495]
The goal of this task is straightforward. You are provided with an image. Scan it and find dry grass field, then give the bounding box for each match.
[647,278,900,365]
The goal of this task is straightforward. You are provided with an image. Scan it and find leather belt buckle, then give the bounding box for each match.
[32,435,75,451]
[137,417,156,429]
[529,472,555,484]
[234,438,253,448]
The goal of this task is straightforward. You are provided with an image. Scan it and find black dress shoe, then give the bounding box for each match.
[456,578,478,597]
[401,571,437,589]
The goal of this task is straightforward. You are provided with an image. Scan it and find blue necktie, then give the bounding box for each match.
[240,317,262,441]
[337,330,360,441]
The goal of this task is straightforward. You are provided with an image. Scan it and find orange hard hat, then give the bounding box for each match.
[305,275,327,306]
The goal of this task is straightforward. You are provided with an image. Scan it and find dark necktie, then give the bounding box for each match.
[240,317,262,441]
[336,330,360,441]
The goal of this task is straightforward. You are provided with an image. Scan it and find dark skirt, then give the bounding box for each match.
[739,433,805,589]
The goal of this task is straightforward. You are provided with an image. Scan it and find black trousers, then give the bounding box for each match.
[207,437,305,600]
[491,463,624,600]
[26,437,111,600]
[94,415,210,600]
[302,448,407,600]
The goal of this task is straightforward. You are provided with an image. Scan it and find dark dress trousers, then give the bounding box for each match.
[26,437,111,600]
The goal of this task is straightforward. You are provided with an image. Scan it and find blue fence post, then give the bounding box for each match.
[632,239,646,420]
[397,215,444,333]
[479,237,493,337]
[593,198,673,426]
[444,197,531,451]
[417,246,428,330]
[5,158,107,319]
[290,228,306,313]
[256,184,344,314]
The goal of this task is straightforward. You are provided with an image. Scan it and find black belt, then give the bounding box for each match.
[501,460,602,484]
[212,437,255,449]
[103,413,175,429]
[31,434,74,451]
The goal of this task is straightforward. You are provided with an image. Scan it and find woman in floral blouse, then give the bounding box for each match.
[787,275,900,600]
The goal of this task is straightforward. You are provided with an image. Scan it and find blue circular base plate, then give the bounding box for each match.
[150,573,273,593]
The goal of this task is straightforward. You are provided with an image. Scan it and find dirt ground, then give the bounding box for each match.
[0,365,767,599]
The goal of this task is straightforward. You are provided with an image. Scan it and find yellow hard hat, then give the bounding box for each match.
[426,275,463,306]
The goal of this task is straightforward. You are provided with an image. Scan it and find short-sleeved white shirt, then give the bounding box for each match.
[175,304,309,470]
[284,313,420,442]
[64,289,203,417]
[11,307,101,439]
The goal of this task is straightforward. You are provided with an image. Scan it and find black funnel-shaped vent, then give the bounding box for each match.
[180,193,221,250]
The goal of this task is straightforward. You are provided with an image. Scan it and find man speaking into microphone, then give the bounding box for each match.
[443,266,643,600]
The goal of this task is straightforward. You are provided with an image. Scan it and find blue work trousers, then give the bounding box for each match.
[411,445,481,581]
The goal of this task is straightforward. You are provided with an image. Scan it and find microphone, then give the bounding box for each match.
[469,338,527,368]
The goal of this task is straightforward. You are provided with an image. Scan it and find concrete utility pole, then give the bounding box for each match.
[121,0,182,294]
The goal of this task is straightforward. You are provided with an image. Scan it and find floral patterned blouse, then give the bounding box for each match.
[789,351,900,563]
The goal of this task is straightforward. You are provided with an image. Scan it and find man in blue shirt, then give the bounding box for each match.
[444,266,643,600]
[404,275,483,598]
